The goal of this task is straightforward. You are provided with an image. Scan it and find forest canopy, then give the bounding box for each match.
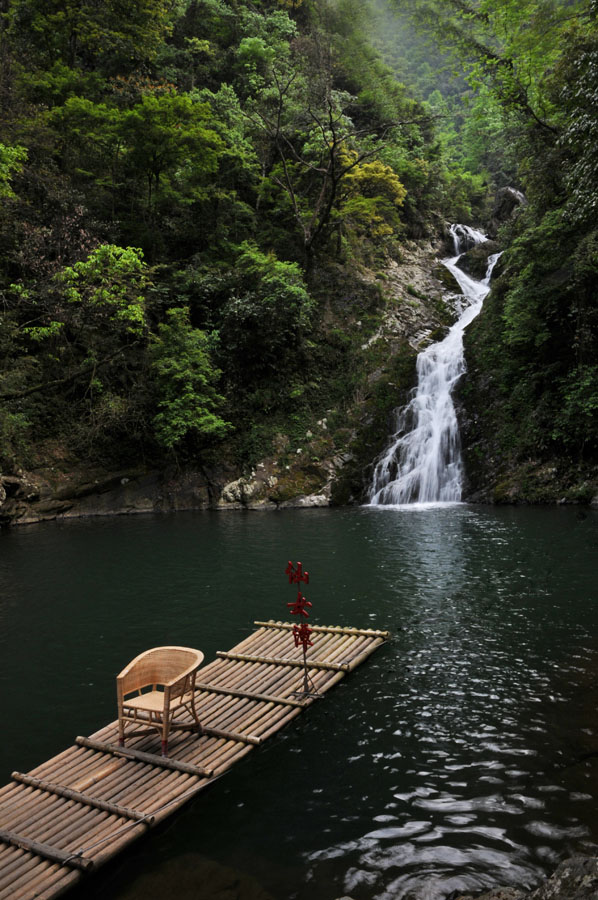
[0,0,596,492]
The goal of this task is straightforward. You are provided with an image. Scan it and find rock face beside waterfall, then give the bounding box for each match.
[487,186,527,237]
[456,240,501,279]
[458,323,598,504]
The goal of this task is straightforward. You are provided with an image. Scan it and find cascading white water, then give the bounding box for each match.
[368,224,502,507]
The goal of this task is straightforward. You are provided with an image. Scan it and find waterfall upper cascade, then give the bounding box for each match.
[368,224,502,507]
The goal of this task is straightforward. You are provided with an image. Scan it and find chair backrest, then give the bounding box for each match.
[119,646,203,697]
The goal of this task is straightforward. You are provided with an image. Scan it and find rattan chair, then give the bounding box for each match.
[117,646,204,757]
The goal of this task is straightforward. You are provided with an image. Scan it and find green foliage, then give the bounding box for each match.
[549,21,598,224]
[123,93,223,208]
[150,307,230,449]
[8,0,177,72]
[0,144,27,200]
[337,155,407,243]
[553,366,598,452]
[9,0,584,482]
[0,409,31,468]
[56,245,148,335]
[218,242,314,383]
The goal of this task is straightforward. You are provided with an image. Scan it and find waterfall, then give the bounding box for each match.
[368,225,502,507]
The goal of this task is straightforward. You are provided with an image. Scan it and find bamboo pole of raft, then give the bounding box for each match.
[11,773,153,824]
[212,689,304,740]
[0,790,68,833]
[72,758,128,793]
[199,724,260,745]
[8,856,84,900]
[231,624,326,663]
[255,620,391,638]
[200,641,331,712]
[213,628,285,665]
[28,744,92,778]
[217,655,315,703]
[104,758,181,797]
[30,755,121,798]
[72,755,191,804]
[202,703,263,738]
[8,868,80,900]
[6,870,79,900]
[58,758,149,805]
[0,849,63,892]
[69,762,157,812]
[31,751,109,792]
[238,631,340,678]
[75,737,213,778]
[196,679,299,731]
[91,776,217,867]
[0,826,93,871]
[0,794,88,842]
[85,762,160,803]
[223,632,287,664]
[8,799,103,849]
[0,863,64,900]
[0,846,50,893]
[116,772,199,818]
[197,659,296,700]
[212,698,284,739]
[30,745,102,783]
[195,682,306,708]
[216,651,352,671]
[101,770,193,819]
[197,667,296,717]
[0,858,48,899]
[24,870,82,900]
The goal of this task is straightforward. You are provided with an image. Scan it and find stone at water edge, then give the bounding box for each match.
[453,887,526,900]
[454,858,598,900]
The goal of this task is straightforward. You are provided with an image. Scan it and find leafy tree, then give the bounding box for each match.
[393,0,590,132]
[1,245,148,403]
[549,11,598,225]
[8,0,177,73]
[56,244,148,337]
[123,93,223,212]
[150,306,229,449]
[218,242,314,387]
[335,153,407,245]
[0,143,26,200]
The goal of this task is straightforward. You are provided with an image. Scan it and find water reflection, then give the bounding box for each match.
[1,506,598,900]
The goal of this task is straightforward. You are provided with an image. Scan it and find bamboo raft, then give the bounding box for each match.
[0,620,389,900]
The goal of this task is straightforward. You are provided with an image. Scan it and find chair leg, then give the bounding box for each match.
[161,713,170,757]
[190,694,201,735]
[118,717,125,747]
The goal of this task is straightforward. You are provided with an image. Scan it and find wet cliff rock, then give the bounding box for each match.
[487,187,527,237]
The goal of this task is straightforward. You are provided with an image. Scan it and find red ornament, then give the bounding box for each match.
[284,560,318,696]
[293,622,313,650]
[287,590,312,618]
[285,560,309,585]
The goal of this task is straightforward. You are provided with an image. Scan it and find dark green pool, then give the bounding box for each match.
[1,505,598,900]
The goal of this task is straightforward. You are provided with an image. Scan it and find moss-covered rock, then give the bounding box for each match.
[456,240,501,279]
